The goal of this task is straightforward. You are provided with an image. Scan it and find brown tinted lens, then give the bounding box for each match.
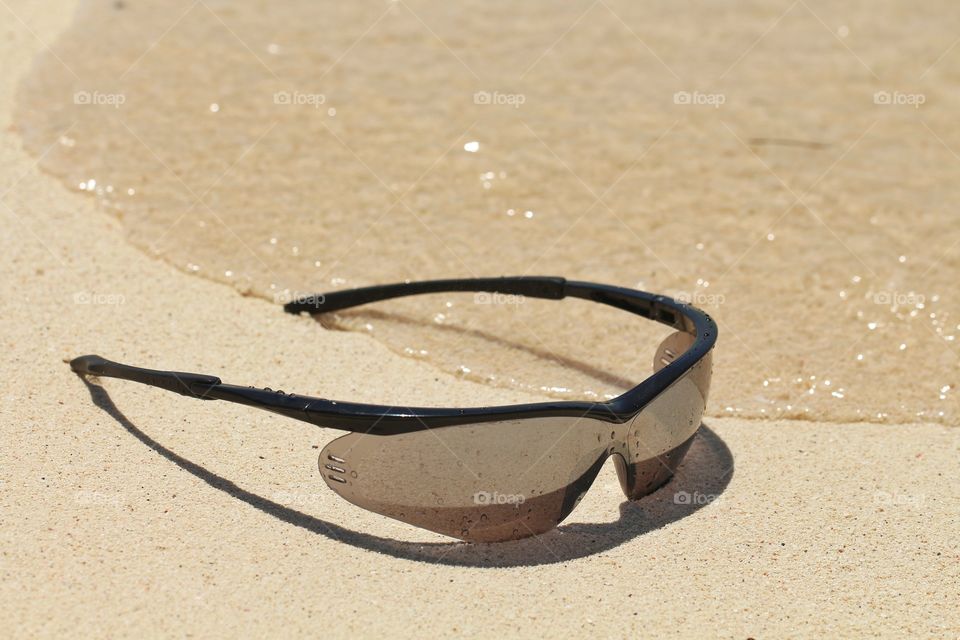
[319,417,619,542]
[615,332,713,499]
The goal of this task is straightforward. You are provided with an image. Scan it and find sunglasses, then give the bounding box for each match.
[71,277,716,542]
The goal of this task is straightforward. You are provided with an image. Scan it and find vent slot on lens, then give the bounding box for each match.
[323,454,349,484]
[659,348,678,367]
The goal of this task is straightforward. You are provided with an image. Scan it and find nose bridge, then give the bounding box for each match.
[604,422,632,495]
[614,419,632,456]
[598,420,631,453]
[574,420,633,500]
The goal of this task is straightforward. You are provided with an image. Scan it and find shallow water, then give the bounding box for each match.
[16,0,960,422]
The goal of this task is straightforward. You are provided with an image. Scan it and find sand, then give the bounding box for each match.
[1,1,958,638]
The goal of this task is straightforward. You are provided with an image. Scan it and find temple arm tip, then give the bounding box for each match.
[68,354,222,398]
[70,354,107,375]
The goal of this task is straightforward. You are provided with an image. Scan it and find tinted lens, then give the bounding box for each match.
[615,332,713,499]
[320,331,712,542]
[319,416,621,542]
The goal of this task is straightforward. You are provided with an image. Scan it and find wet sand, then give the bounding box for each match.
[15,0,960,423]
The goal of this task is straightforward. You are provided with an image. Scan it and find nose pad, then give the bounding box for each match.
[611,452,633,497]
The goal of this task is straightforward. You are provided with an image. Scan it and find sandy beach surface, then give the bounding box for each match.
[2,1,958,638]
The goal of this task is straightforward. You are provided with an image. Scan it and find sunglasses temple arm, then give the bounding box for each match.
[70,355,223,399]
[69,354,332,423]
[281,276,693,333]
[282,276,567,313]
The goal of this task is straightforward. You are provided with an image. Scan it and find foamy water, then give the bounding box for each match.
[16,0,960,422]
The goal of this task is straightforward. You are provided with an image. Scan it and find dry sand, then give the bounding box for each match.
[1,1,958,638]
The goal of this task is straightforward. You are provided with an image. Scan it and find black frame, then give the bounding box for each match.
[70,277,717,435]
